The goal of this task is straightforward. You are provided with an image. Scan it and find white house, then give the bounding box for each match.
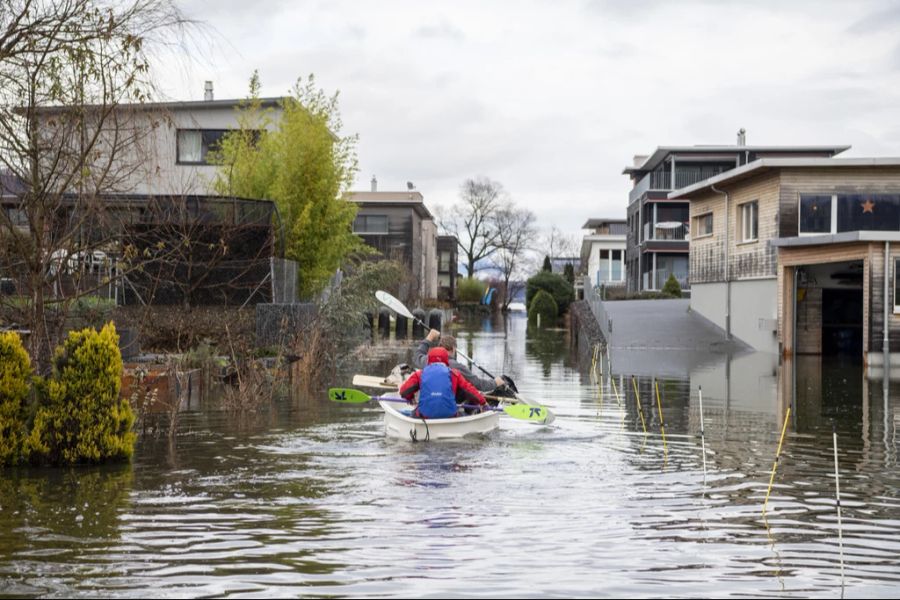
[580,218,627,287]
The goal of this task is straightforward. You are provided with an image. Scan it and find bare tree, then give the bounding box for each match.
[438,176,506,278]
[493,206,537,311]
[0,0,192,371]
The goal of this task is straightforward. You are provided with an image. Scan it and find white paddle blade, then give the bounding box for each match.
[375,290,415,319]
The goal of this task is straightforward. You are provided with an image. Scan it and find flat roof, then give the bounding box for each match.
[623,144,850,175]
[32,97,285,114]
[582,217,626,228]
[345,191,433,219]
[669,157,900,199]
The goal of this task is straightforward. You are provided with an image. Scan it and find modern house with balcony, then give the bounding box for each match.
[671,157,900,369]
[345,179,438,302]
[623,134,849,294]
[580,218,627,289]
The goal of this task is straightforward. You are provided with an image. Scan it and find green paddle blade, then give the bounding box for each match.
[503,404,552,423]
[328,388,372,403]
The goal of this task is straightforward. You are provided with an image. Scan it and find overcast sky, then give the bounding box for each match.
[161,0,900,238]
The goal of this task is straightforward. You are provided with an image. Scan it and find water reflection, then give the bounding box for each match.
[1,314,899,597]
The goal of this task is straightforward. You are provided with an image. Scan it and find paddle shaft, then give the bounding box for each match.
[405,313,497,380]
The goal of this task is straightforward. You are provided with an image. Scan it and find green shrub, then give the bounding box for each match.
[662,274,682,298]
[0,332,32,466]
[526,271,575,316]
[27,322,135,465]
[457,277,487,303]
[528,290,558,325]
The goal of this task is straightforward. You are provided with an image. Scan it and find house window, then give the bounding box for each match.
[598,249,610,283]
[176,129,229,164]
[439,250,452,272]
[694,213,713,238]
[837,194,900,233]
[799,195,833,234]
[739,201,758,242]
[353,214,389,234]
[611,250,622,280]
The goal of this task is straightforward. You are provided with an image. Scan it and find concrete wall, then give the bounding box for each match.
[691,278,778,353]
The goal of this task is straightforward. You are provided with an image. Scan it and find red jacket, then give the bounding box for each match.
[399,366,487,406]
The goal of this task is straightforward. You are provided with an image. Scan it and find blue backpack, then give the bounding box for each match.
[418,363,457,418]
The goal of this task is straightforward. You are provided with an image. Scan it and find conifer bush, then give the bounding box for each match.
[27,323,135,465]
[0,332,32,466]
[526,271,575,316]
[528,289,558,326]
[662,274,683,298]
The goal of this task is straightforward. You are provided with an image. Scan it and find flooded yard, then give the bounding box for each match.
[0,313,898,597]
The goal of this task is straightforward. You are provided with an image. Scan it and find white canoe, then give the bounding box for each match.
[378,400,501,441]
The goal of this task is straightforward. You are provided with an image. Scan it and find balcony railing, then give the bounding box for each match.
[643,271,690,291]
[630,164,734,203]
[642,222,689,242]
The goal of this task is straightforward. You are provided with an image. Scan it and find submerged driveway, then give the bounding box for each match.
[601,299,748,376]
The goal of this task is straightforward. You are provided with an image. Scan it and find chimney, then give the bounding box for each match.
[632,155,649,168]
[737,128,746,146]
[204,81,214,101]
[371,175,377,192]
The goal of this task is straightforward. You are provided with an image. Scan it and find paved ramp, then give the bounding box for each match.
[600,299,747,377]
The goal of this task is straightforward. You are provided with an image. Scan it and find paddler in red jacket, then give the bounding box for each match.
[399,347,488,418]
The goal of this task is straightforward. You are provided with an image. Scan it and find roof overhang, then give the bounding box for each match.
[623,144,851,176]
[771,231,900,248]
[669,157,900,200]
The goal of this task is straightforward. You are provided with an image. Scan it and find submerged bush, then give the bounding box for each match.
[0,332,32,466]
[526,271,575,316]
[457,277,487,303]
[528,289,558,326]
[28,323,135,465]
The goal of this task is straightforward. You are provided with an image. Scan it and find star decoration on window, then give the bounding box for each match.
[861,199,875,213]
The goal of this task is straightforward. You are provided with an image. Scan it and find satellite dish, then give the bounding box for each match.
[407,181,415,190]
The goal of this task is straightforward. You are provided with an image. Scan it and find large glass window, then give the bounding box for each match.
[799,195,832,234]
[439,250,452,272]
[611,250,622,280]
[598,249,610,283]
[896,258,900,314]
[837,194,900,233]
[353,214,389,234]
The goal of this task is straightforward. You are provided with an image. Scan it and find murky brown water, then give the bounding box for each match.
[1,314,898,598]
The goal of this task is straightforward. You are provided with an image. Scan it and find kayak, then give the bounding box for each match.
[379,399,501,441]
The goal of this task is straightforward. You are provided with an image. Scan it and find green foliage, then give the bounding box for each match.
[528,289,558,325]
[563,262,575,285]
[213,72,362,299]
[526,271,575,316]
[662,274,683,298]
[27,323,135,465]
[542,255,552,272]
[457,277,487,303]
[0,332,32,466]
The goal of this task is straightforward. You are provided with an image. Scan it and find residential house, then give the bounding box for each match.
[346,179,438,302]
[671,157,900,370]
[623,133,848,293]
[580,218,627,288]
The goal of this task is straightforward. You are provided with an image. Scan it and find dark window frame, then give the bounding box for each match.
[176,128,232,165]
[353,214,389,235]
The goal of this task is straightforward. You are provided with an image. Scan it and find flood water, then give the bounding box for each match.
[1,313,900,598]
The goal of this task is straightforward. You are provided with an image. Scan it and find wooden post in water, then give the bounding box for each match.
[763,407,791,515]
[833,426,845,588]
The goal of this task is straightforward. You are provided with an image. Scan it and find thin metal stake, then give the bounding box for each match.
[655,379,668,456]
[631,375,648,434]
[763,407,791,515]
[699,385,707,483]
[833,426,845,588]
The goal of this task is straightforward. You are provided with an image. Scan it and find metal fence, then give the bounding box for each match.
[583,276,612,343]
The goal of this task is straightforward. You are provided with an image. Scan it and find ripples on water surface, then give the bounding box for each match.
[1,314,899,598]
